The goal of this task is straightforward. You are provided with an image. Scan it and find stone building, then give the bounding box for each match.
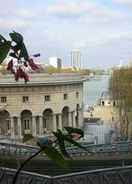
[0,73,85,141]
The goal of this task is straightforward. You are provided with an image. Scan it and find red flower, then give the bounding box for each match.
[7,60,15,74]
[15,67,29,82]
[24,62,28,67]
[71,133,81,140]
[28,58,39,70]
[14,71,19,81]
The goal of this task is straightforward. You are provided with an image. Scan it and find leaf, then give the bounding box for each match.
[9,31,23,44]
[0,41,11,64]
[12,44,21,52]
[19,43,29,60]
[9,52,18,59]
[64,127,84,138]
[42,145,68,168]
[63,135,87,151]
[53,130,70,158]
[0,35,6,43]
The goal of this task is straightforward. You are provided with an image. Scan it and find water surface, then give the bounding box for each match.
[83,75,109,110]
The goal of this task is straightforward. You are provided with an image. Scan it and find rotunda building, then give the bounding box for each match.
[0,73,86,140]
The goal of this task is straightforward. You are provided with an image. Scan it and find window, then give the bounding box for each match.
[6,119,10,130]
[45,95,50,102]
[64,93,68,100]
[23,96,29,103]
[43,119,47,128]
[24,119,30,129]
[1,96,7,103]
[76,92,79,98]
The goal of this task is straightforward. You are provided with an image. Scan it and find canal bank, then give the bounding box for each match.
[83,75,120,144]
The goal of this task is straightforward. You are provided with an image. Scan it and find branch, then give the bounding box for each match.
[12,148,43,184]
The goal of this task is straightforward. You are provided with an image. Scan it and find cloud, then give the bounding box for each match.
[46,1,123,21]
[16,9,36,19]
[0,0,132,68]
[0,18,30,29]
[113,0,132,5]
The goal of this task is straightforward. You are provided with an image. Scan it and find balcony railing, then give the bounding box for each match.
[0,165,132,183]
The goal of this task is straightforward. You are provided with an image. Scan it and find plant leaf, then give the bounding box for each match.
[63,135,87,151]
[9,31,23,44]
[12,44,21,52]
[42,145,68,168]
[19,43,29,60]
[0,35,6,43]
[0,41,11,64]
[53,130,70,158]
[64,127,84,138]
[9,52,18,59]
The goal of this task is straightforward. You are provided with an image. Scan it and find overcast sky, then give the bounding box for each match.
[1,0,132,68]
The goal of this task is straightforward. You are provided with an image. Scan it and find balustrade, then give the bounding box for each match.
[0,166,132,183]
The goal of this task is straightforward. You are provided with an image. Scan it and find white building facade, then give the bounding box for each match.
[49,57,62,68]
[0,73,85,141]
[71,49,81,69]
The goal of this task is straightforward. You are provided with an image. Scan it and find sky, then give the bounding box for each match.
[1,0,132,68]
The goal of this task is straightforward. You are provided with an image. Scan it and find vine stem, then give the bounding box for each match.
[12,148,43,184]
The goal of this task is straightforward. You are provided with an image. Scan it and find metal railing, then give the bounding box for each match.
[0,141,132,158]
[0,165,132,183]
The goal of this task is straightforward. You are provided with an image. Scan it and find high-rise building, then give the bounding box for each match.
[71,49,81,69]
[49,57,62,69]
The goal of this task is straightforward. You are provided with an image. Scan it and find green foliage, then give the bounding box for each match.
[19,42,29,60]
[0,41,11,64]
[0,34,6,42]
[9,31,23,44]
[42,145,68,168]
[13,127,85,184]
[0,31,29,64]
[109,67,132,137]
[45,66,90,74]
[64,126,84,138]
[9,31,29,60]
[53,129,70,158]
[52,128,86,158]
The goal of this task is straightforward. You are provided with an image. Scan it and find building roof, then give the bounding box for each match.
[100,91,111,100]
[0,73,88,87]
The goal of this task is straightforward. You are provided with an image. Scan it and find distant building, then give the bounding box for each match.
[99,91,115,107]
[71,49,81,69]
[49,57,62,69]
[83,121,116,144]
[0,73,84,141]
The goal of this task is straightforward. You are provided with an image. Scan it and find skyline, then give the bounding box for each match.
[1,0,132,68]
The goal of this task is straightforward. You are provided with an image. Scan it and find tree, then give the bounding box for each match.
[109,67,132,138]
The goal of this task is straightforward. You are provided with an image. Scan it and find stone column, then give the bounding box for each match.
[10,117,15,139]
[52,114,57,132]
[39,116,43,136]
[58,114,62,130]
[68,112,72,127]
[18,117,22,139]
[32,116,37,137]
[72,111,76,128]
[78,110,83,128]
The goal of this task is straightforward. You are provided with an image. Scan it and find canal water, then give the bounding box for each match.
[83,75,110,110]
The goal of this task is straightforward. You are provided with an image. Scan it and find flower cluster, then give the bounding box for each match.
[7,57,40,83]
[0,31,41,83]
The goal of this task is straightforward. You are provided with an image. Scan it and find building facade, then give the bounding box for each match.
[71,49,81,69]
[49,57,62,69]
[0,73,85,141]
